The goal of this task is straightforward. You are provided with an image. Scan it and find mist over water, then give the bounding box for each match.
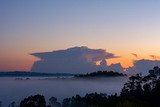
[0,77,128,106]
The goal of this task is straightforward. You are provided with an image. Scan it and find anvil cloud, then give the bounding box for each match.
[31,46,120,73]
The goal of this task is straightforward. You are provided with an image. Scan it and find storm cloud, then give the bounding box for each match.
[31,46,120,73]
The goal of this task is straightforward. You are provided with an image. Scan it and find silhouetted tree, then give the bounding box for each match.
[20,95,46,107]
[149,66,160,75]
[75,70,126,78]
[48,97,61,107]
[0,101,2,107]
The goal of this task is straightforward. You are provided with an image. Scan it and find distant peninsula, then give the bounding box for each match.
[0,71,74,77]
[74,71,127,78]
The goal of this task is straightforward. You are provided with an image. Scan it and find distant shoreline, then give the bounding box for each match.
[0,70,127,78]
[0,71,74,77]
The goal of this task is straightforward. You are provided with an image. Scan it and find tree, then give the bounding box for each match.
[20,95,46,107]
[48,97,61,107]
[0,101,2,107]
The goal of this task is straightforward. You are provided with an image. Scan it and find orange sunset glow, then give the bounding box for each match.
[1,0,160,72]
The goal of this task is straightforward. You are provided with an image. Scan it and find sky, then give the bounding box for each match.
[1,0,160,71]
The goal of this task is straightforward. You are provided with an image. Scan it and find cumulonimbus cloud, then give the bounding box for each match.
[31,46,120,73]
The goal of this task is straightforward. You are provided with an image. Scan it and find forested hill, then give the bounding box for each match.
[74,71,127,78]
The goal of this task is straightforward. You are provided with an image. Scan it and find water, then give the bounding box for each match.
[0,77,128,106]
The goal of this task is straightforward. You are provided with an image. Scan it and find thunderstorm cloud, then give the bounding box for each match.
[31,46,121,73]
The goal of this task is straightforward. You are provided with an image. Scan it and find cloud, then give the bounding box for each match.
[31,46,160,75]
[149,55,156,60]
[131,53,138,58]
[31,46,120,73]
[149,55,160,60]
[107,63,124,73]
[127,59,160,75]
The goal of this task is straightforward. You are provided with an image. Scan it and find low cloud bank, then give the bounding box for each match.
[127,59,160,75]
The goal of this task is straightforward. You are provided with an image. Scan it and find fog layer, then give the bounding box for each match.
[0,77,128,106]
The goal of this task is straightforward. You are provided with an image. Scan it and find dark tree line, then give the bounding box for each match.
[74,70,126,78]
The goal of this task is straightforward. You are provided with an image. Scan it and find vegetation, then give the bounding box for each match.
[20,95,46,107]
[74,70,126,78]
[149,66,160,75]
[2,67,160,107]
